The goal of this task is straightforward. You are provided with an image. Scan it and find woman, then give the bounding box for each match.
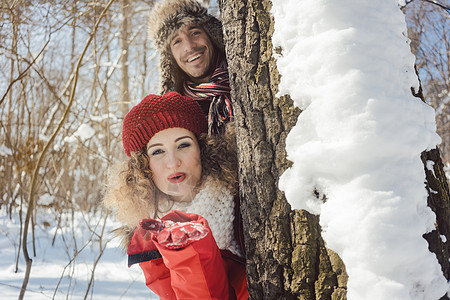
[103,92,248,299]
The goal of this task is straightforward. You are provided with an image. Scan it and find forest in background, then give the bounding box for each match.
[0,0,448,297]
[1,0,156,222]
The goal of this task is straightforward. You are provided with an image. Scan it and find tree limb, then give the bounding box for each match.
[422,0,450,12]
[402,0,450,12]
[0,38,50,107]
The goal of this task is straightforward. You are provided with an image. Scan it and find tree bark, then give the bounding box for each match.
[119,0,130,116]
[219,0,347,299]
[422,148,450,282]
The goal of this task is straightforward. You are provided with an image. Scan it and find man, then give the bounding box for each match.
[148,0,232,135]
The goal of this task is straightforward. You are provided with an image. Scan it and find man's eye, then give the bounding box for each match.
[191,30,201,36]
[172,39,181,46]
[178,142,191,149]
[150,149,164,156]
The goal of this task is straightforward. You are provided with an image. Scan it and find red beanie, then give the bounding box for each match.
[122,91,207,156]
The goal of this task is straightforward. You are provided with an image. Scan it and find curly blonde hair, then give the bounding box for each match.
[103,131,237,230]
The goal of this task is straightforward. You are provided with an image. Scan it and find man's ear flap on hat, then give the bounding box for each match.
[159,51,185,94]
[202,17,225,54]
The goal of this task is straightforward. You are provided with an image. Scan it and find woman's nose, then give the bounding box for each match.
[166,152,181,169]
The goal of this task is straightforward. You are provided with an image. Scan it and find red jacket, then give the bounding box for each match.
[127,210,248,299]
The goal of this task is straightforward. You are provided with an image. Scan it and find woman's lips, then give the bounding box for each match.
[168,172,186,183]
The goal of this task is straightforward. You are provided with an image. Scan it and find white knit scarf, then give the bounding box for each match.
[172,176,242,257]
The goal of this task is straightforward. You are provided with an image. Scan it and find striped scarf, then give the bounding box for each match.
[183,59,233,135]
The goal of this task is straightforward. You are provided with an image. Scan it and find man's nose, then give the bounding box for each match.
[183,36,196,51]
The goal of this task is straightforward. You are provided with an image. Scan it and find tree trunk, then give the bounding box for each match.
[422,148,450,283]
[119,0,130,116]
[220,0,450,299]
[219,0,347,299]
[414,86,450,286]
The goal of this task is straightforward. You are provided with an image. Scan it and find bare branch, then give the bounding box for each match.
[402,0,450,12]
[0,38,50,107]
[422,0,450,12]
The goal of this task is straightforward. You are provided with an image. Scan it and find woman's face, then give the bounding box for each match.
[147,127,202,202]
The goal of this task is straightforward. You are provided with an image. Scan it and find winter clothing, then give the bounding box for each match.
[171,176,242,256]
[107,78,246,298]
[139,216,209,250]
[127,177,248,300]
[148,0,225,93]
[129,211,231,299]
[147,0,233,135]
[183,58,233,135]
[121,91,207,156]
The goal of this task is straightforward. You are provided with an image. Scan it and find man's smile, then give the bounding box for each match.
[187,53,202,62]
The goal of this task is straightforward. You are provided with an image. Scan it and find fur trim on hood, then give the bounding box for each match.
[114,225,135,251]
[147,0,225,93]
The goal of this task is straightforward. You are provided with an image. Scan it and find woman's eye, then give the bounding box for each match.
[178,142,191,149]
[150,149,164,156]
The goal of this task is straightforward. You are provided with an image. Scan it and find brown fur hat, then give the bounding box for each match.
[148,0,225,93]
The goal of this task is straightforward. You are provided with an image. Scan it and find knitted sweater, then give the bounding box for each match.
[172,176,242,257]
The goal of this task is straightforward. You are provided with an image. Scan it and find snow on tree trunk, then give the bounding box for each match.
[271,0,450,299]
[220,0,450,299]
[219,0,347,298]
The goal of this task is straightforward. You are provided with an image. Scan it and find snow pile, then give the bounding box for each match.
[64,123,96,144]
[272,0,448,299]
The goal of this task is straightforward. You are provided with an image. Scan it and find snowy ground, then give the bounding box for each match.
[0,208,158,299]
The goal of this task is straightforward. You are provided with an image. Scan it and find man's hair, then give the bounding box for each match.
[148,0,225,93]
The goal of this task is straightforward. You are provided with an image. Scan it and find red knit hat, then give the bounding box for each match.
[122,91,207,156]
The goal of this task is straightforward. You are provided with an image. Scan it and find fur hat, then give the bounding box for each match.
[122,91,208,156]
[148,0,225,93]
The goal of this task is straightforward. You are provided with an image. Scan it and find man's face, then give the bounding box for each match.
[170,25,216,84]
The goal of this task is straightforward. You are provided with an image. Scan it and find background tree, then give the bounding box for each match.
[0,0,156,297]
[403,0,450,164]
[405,0,450,286]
